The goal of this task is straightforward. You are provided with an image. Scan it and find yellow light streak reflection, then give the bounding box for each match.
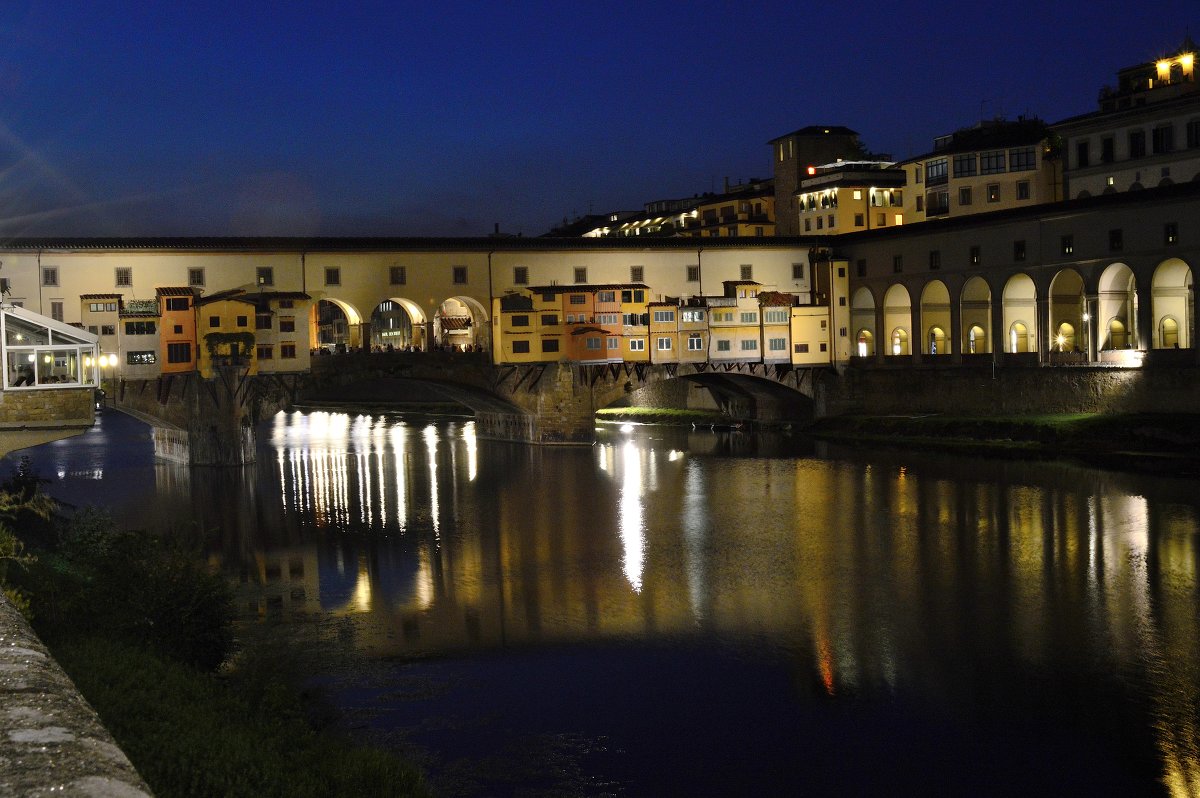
[424,424,440,538]
[619,439,646,593]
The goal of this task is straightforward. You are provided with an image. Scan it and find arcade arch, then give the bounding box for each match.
[436,295,490,351]
[1097,263,1137,351]
[1002,274,1036,354]
[850,288,876,357]
[1049,269,1085,354]
[882,284,912,357]
[1151,258,1193,349]
[920,280,951,356]
[960,276,992,354]
[311,298,365,352]
[369,297,427,350]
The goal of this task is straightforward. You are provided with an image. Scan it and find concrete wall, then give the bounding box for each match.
[0,595,151,796]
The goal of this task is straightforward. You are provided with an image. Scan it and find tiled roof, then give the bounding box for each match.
[80,293,122,299]
[155,286,197,296]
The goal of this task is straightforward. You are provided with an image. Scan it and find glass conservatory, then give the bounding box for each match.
[1,303,100,390]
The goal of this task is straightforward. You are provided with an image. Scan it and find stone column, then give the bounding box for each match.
[949,284,963,364]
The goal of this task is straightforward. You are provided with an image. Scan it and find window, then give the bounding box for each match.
[452,265,467,284]
[569,294,586,305]
[1129,130,1146,158]
[856,259,866,277]
[597,291,615,303]
[115,267,132,287]
[716,339,731,352]
[629,339,645,351]
[739,312,757,324]
[511,315,530,327]
[208,315,220,328]
[915,195,924,212]
[958,187,972,206]
[324,267,339,286]
[188,268,205,287]
[537,314,555,326]
[795,343,809,353]
[1016,180,1030,200]
[50,301,63,321]
[256,344,274,360]
[687,335,704,351]
[1009,147,1036,171]
[1165,222,1179,244]
[1152,124,1174,154]
[278,299,293,309]
[256,313,272,330]
[926,190,950,216]
[236,315,248,327]
[124,320,156,335]
[929,250,941,270]
[279,316,295,333]
[970,245,981,265]
[925,158,947,185]
[101,325,115,336]
[542,339,559,353]
[987,184,1000,203]
[1101,137,1115,163]
[763,309,788,324]
[1061,235,1074,255]
[854,213,865,226]
[607,337,619,350]
[512,340,530,354]
[980,150,1006,175]
[1188,119,1200,149]
[740,339,758,351]
[585,337,602,351]
[513,266,528,285]
[656,337,672,351]
[630,265,644,282]
[792,263,805,280]
[652,310,676,323]
[42,267,58,287]
[88,302,118,312]
[127,351,156,365]
[1076,141,1090,168]
[162,298,187,311]
[739,264,753,280]
[953,153,976,177]
[87,325,98,335]
[686,265,700,282]
[574,267,587,283]
[390,266,407,285]
[893,255,903,273]
[621,289,645,303]
[681,310,705,323]
[768,338,787,351]
[257,267,274,286]
[280,343,296,359]
[1109,229,1123,252]
[1014,240,1026,261]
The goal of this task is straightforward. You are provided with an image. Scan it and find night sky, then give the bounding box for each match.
[0,1,1195,238]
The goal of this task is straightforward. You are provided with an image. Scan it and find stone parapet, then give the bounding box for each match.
[0,595,152,797]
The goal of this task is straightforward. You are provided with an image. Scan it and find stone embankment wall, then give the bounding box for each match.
[0,388,94,428]
[0,595,152,796]
[821,365,1200,417]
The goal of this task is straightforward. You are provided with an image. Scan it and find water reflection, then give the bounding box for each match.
[9,409,1200,793]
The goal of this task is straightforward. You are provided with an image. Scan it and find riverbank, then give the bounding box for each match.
[807,412,1200,473]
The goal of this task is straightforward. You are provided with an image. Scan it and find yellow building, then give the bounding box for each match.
[796,161,905,235]
[687,179,776,238]
[707,281,764,363]
[898,118,1060,222]
[196,289,312,377]
[157,287,198,375]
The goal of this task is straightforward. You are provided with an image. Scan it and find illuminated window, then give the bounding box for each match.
[127,351,156,365]
[987,184,1000,203]
[1061,235,1074,255]
[970,245,981,265]
[1165,222,1179,244]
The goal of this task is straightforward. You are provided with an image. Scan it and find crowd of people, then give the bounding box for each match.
[310,341,487,357]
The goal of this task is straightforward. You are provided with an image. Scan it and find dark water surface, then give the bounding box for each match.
[6,410,1200,797]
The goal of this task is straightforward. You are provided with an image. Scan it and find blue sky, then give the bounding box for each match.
[0,1,1195,237]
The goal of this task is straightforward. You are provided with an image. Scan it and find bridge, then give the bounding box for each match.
[109,350,828,463]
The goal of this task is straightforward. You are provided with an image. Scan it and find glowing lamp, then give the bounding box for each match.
[1156,59,1171,76]
[806,166,816,176]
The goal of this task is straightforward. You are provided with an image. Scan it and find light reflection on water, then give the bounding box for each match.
[7,409,1200,795]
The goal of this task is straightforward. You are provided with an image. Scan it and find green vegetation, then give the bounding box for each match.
[809,413,1200,470]
[596,406,736,426]
[1,463,428,798]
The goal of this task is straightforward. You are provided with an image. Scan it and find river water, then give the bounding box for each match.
[5,410,1200,797]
